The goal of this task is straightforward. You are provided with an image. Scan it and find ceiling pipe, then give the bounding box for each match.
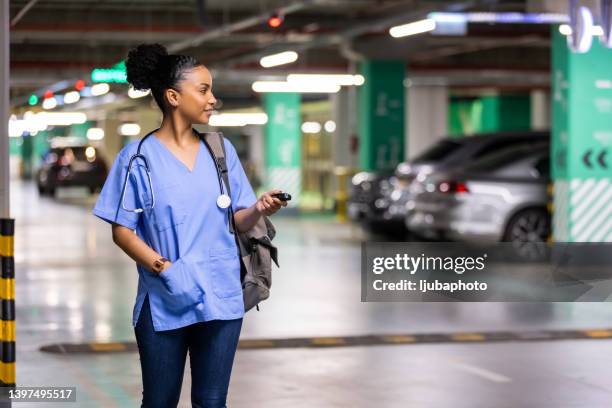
[10,0,40,27]
[167,0,319,53]
[215,0,487,68]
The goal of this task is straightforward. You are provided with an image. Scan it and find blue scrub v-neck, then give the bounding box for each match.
[150,134,202,174]
[93,133,258,331]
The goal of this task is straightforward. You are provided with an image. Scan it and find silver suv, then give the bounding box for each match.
[349,131,549,234]
[407,143,550,244]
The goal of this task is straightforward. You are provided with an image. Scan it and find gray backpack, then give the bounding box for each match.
[200,131,278,312]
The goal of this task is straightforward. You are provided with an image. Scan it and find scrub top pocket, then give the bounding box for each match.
[158,258,203,312]
[209,247,243,298]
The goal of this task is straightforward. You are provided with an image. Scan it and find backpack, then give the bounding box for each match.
[199,131,278,312]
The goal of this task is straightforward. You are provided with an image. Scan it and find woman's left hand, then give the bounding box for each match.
[256,189,288,216]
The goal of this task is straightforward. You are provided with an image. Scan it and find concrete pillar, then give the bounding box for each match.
[357,60,405,171]
[102,116,123,166]
[137,109,161,139]
[551,27,612,242]
[331,88,352,167]
[531,90,550,131]
[406,85,448,160]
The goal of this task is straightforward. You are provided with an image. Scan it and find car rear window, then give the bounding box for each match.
[412,140,462,163]
[472,138,548,159]
[52,146,88,161]
[464,144,549,173]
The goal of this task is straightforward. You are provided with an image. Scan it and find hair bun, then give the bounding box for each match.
[125,43,168,90]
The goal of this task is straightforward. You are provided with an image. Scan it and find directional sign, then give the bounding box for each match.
[581,149,609,170]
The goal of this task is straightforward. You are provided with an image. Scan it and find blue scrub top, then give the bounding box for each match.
[93,133,257,331]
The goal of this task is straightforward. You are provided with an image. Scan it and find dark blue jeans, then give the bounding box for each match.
[134,295,243,408]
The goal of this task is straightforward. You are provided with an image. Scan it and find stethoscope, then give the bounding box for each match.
[119,128,232,215]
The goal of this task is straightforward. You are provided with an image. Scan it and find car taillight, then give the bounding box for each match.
[438,181,469,194]
[58,155,71,166]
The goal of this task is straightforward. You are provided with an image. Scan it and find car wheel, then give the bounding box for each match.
[37,185,46,196]
[503,208,550,259]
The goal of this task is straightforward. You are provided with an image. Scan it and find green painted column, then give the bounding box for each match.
[358,60,405,171]
[20,135,34,179]
[264,93,301,208]
[70,121,94,140]
[8,138,21,157]
[552,27,612,242]
[448,95,531,137]
[480,95,531,132]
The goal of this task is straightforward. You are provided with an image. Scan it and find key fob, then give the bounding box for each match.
[272,192,292,201]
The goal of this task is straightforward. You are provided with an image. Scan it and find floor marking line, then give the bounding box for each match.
[450,361,512,383]
[38,327,612,354]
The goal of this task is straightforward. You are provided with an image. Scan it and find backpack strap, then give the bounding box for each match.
[199,130,236,234]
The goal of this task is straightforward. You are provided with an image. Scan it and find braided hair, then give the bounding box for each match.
[125,43,205,112]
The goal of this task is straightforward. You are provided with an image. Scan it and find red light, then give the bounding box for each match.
[44,90,53,99]
[438,181,469,194]
[455,182,469,193]
[268,14,283,28]
[75,80,85,91]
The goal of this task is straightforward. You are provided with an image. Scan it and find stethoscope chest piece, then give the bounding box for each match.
[217,194,232,209]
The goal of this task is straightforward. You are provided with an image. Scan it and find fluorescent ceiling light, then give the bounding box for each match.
[559,24,604,36]
[42,97,57,110]
[429,12,568,24]
[8,119,25,137]
[252,81,341,93]
[390,18,436,38]
[63,91,81,104]
[128,87,151,99]
[10,112,87,135]
[91,83,110,96]
[38,112,87,126]
[301,122,322,133]
[209,113,268,127]
[22,111,48,133]
[87,128,105,141]
[118,123,141,136]
[286,74,365,86]
[429,12,468,24]
[324,120,336,133]
[260,51,299,68]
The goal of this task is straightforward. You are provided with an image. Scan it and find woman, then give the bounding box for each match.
[93,43,286,407]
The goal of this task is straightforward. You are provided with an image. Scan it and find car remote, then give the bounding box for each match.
[272,192,292,201]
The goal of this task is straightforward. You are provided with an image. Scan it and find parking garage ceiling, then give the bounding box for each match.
[8,0,552,103]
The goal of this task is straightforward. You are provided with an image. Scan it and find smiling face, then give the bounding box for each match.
[165,65,217,124]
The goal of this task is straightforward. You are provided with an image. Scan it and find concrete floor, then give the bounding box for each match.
[9,180,612,407]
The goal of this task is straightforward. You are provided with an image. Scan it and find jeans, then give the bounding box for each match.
[134,295,243,408]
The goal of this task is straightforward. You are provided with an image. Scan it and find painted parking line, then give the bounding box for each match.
[39,327,612,354]
[449,361,512,383]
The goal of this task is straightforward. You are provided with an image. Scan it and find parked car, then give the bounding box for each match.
[406,142,550,245]
[36,139,108,197]
[347,169,394,222]
[348,131,550,233]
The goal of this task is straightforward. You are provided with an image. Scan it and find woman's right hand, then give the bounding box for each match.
[255,189,287,216]
[158,261,172,275]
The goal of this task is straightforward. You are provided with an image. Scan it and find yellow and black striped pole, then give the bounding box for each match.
[0,219,14,388]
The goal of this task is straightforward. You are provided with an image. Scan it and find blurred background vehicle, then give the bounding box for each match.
[36,138,108,197]
[407,142,550,245]
[349,131,549,236]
